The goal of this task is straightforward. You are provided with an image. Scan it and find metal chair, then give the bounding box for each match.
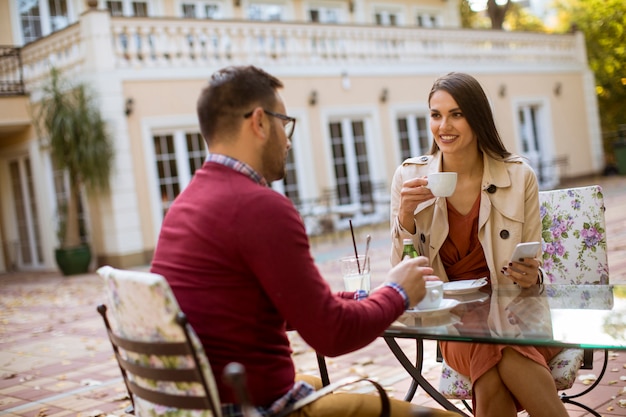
[97,265,394,417]
[436,185,610,416]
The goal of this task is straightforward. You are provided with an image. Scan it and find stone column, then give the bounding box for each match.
[80,10,146,267]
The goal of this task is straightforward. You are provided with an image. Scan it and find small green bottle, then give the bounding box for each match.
[402,238,419,259]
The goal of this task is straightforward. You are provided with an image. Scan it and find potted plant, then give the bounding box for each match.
[34,68,114,275]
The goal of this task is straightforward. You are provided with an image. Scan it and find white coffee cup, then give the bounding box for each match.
[426,172,457,197]
[416,280,444,310]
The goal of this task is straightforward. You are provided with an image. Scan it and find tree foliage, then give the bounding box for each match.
[486,0,512,29]
[466,0,545,32]
[554,0,626,148]
[460,0,478,28]
[504,2,547,32]
[34,68,114,248]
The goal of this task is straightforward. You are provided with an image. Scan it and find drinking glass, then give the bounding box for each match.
[340,255,371,293]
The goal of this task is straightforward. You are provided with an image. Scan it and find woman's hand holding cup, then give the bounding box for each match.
[399,177,431,233]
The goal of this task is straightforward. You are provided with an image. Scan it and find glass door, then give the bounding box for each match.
[8,156,44,269]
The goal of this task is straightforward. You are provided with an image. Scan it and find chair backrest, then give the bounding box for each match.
[538,185,609,285]
[97,266,222,417]
[538,185,612,309]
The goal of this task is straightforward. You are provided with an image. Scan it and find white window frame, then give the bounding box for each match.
[245,0,291,21]
[179,0,227,18]
[12,0,75,45]
[513,97,557,189]
[389,103,431,164]
[306,1,345,23]
[320,106,387,229]
[142,115,206,241]
[100,0,153,17]
[395,112,431,163]
[371,2,404,26]
[414,7,442,28]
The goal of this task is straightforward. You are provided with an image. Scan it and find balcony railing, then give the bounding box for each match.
[9,12,586,93]
[0,46,25,96]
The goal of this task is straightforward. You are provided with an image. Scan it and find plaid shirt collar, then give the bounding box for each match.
[206,153,268,187]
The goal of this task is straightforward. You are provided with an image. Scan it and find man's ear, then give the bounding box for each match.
[248,107,268,140]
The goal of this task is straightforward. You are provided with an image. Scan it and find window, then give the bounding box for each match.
[329,119,373,210]
[106,0,149,16]
[397,114,430,162]
[308,6,340,23]
[10,157,44,267]
[49,0,69,31]
[106,0,124,15]
[153,131,207,217]
[182,3,196,17]
[247,3,284,21]
[181,1,222,19]
[374,10,400,26]
[517,102,556,189]
[416,12,439,28]
[19,0,71,44]
[52,159,89,247]
[280,149,300,202]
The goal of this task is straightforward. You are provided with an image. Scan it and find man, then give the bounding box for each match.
[151,65,454,417]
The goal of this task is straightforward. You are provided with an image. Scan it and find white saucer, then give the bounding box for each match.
[447,291,489,304]
[443,278,488,295]
[404,299,460,316]
[397,312,461,329]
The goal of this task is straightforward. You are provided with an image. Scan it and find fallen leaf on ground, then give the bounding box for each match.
[80,379,103,386]
[578,373,597,385]
[111,393,129,401]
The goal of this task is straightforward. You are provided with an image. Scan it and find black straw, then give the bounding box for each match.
[349,220,361,274]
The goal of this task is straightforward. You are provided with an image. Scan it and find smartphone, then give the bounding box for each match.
[510,241,541,261]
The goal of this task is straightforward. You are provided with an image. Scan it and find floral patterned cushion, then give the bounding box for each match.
[439,185,609,400]
[539,185,608,285]
[439,348,585,398]
[97,266,222,417]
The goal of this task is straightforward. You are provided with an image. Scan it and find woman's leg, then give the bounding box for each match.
[473,366,517,417]
[496,348,569,417]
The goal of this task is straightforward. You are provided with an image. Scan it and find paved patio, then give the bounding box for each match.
[1,175,625,417]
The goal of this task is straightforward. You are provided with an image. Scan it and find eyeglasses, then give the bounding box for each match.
[244,109,296,139]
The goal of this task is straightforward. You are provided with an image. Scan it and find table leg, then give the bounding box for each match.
[383,336,468,416]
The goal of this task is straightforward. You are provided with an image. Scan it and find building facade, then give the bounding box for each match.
[0,0,603,273]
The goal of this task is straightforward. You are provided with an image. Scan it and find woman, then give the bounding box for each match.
[389,72,569,417]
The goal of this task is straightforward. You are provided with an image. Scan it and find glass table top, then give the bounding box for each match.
[386,284,626,350]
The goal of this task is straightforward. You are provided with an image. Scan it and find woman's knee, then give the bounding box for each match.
[474,367,507,397]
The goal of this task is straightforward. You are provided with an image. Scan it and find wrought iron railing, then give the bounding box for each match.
[0,46,25,96]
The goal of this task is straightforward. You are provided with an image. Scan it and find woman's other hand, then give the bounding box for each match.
[501,257,541,288]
